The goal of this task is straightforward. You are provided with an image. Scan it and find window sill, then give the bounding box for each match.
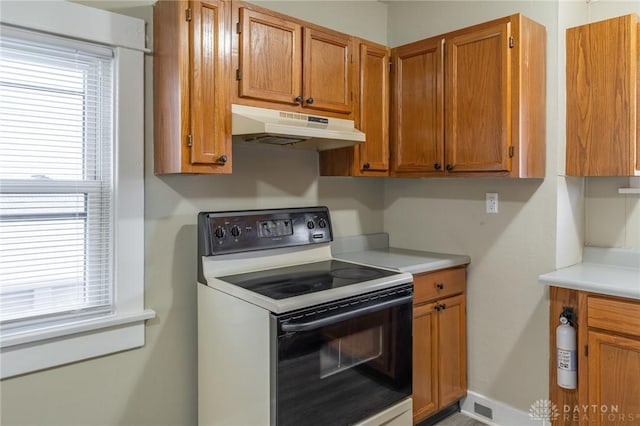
[0,309,156,379]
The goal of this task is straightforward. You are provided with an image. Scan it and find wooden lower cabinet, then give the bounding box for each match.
[550,287,640,426]
[413,267,467,424]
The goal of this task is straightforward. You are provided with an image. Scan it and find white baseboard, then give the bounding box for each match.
[460,390,550,426]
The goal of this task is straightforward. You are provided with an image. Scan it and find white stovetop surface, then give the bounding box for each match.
[200,244,413,313]
[538,247,640,300]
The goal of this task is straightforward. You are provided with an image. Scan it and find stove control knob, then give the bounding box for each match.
[214,227,225,239]
[318,218,327,228]
[307,220,315,229]
[230,225,241,237]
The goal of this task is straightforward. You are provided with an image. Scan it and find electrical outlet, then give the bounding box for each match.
[486,193,498,213]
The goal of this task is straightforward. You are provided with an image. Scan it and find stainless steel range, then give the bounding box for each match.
[197,207,413,426]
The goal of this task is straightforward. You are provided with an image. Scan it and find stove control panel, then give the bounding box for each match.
[198,206,332,256]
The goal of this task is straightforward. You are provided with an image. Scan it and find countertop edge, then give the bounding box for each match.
[333,247,470,275]
[538,263,640,301]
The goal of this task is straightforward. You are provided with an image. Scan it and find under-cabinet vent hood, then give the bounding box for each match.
[231,104,365,151]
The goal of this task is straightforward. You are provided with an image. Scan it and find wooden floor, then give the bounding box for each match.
[433,412,488,426]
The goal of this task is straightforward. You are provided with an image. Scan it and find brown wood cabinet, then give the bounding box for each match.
[319,39,390,176]
[391,36,444,176]
[413,267,467,424]
[154,0,232,174]
[550,287,640,426]
[566,14,639,176]
[233,2,354,116]
[391,14,546,178]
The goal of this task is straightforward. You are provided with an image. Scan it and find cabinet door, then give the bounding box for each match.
[190,0,231,168]
[566,14,638,176]
[445,22,511,173]
[303,27,353,114]
[413,302,439,423]
[391,37,444,176]
[438,294,467,407]
[587,331,640,425]
[238,8,301,105]
[358,41,389,173]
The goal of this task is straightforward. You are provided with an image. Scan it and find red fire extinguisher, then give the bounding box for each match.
[557,307,577,389]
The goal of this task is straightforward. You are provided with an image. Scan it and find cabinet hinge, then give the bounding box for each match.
[187,134,193,148]
[185,8,192,22]
[584,345,588,357]
[508,146,514,158]
[236,69,242,80]
[509,36,515,48]
[236,22,241,34]
[389,62,393,73]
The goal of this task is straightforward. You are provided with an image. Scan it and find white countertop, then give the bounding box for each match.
[538,247,640,300]
[332,233,470,274]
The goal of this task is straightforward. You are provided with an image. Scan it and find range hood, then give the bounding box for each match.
[231,104,365,151]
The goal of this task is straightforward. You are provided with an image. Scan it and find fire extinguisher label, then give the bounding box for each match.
[557,349,576,370]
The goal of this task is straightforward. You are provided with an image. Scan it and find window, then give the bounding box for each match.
[0,29,114,327]
[0,1,154,378]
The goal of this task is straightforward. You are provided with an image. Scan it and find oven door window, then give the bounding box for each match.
[275,300,411,426]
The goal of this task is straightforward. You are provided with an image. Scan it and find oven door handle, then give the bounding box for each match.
[281,294,413,332]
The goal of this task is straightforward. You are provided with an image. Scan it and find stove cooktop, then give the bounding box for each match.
[217,260,400,300]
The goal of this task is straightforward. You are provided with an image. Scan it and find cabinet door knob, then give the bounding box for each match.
[218,155,228,164]
[434,163,441,170]
[363,163,370,170]
[295,95,303,104]
[434,305,441,312]
[440,303,446,310]
[446,164,453,172]
[306,97,314,104]
[436,283,444,290]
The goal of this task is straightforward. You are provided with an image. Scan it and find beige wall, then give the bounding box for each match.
[585,178,640,248]
[0,3,386,426]
[384,0,639,414]
[385,1,560,412]
[1,0,638,425]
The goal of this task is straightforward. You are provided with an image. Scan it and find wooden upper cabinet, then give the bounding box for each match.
[566,14,639,176]
[238,8,301,105]
[391,37,444,176]
[445,22,511,173]
[358,41,390,173]
[303,28,353,114]
[234,3,354,117]
[319,39,389,176]
[154,0,231,174]
[391,14,546,178]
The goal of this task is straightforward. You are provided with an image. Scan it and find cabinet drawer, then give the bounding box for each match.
[414,267,465,305]
[587,296,640,338]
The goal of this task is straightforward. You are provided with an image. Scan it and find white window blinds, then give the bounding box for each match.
[0,27,114,327]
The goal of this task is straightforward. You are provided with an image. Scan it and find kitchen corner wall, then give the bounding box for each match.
[0,2,387,426]
[384,0,640,415]
[2,1,639,426]
[385,1,560,413]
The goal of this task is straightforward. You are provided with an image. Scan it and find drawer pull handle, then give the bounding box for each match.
[434,303,447,311]
[436,283,444,290]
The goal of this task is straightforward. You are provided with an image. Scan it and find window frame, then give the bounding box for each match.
[0,0,154,379]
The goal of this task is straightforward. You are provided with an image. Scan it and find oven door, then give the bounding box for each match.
[272,285,413,426]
